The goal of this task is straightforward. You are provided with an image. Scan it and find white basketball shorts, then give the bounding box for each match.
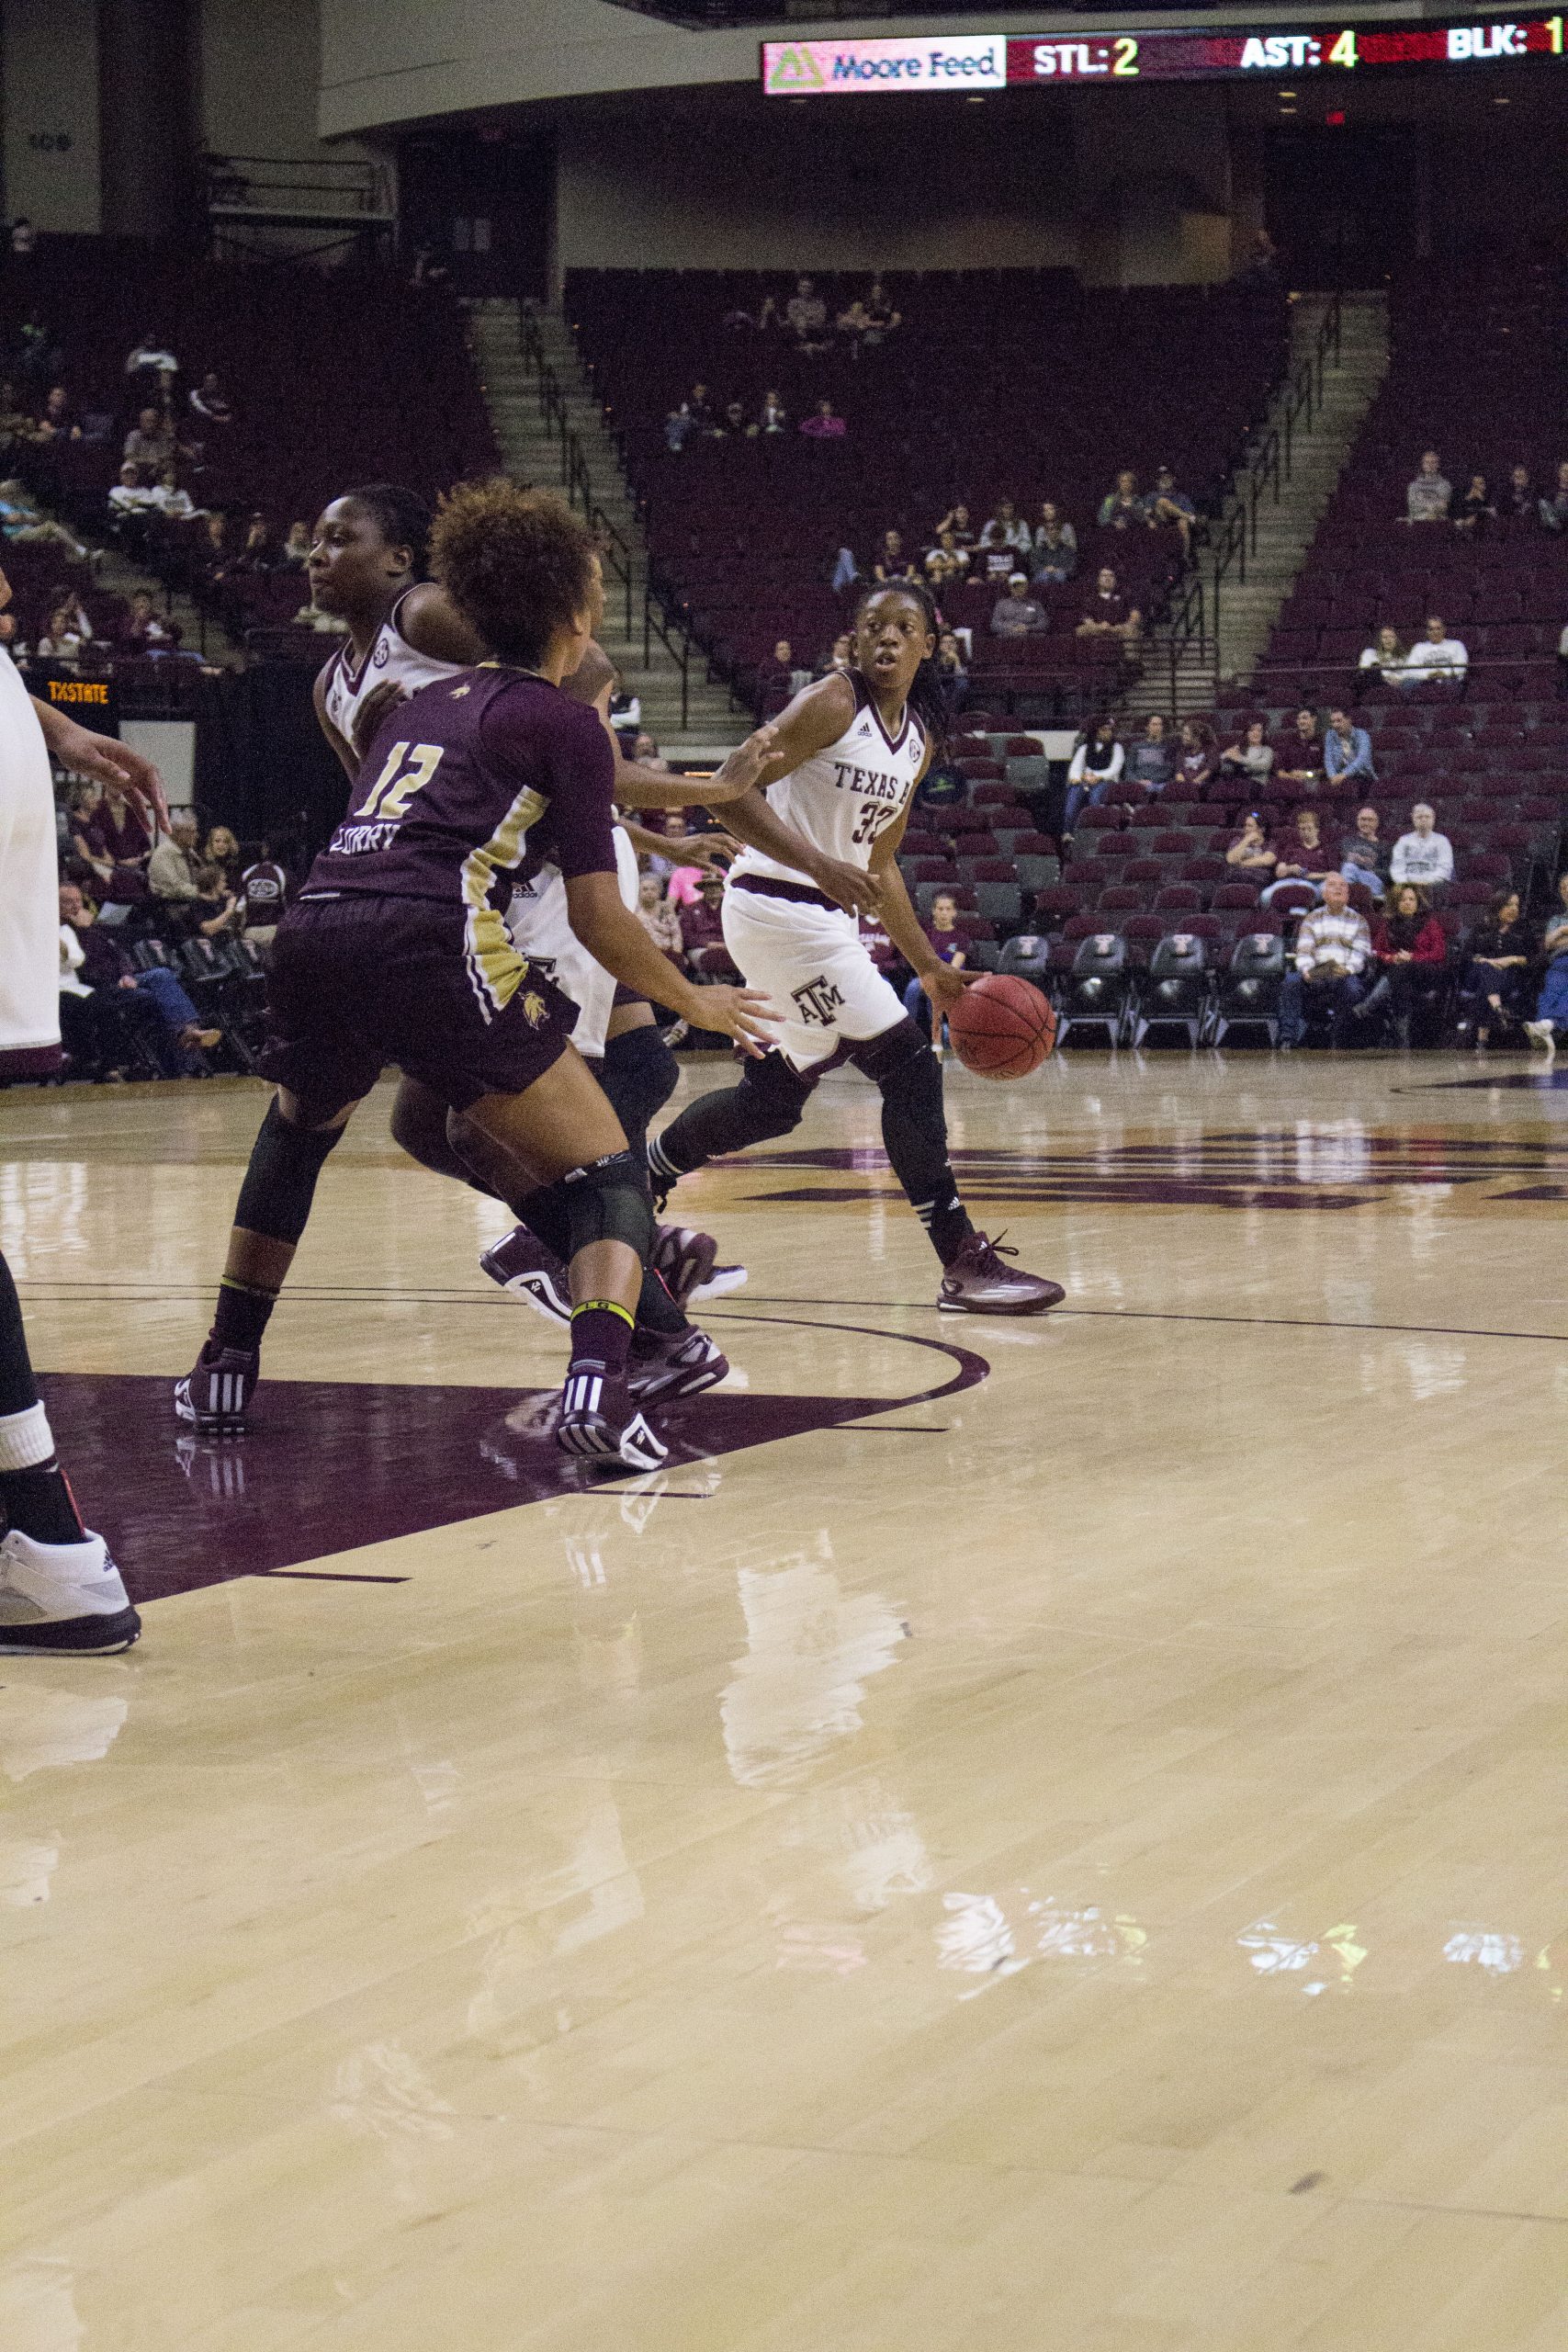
[721,883,905,1072]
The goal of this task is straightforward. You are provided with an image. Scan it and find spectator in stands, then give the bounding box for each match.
[1403,614,1468,690]
[1077,566,1140,643]
[757,637,804,703]
[0,478,87,558]
[1146,467,1195,550]
[632,733,670,773]
[276,522,310,570]
[715,400,750,438]
[664,399,696,453]
[1454,473,1496,535]
[57,884,220,1076]
[150,808,203,911]
[834,295,872,355]
[125,333,178,403]
[684,385,716,435]
[37,597,91,662]
[799,397,845,440]
[862,280,900,343]
[935,630,968,718]
[980,499,1031,556]
[874,530,914,585]
[758,390,787,435]
[1506,464,1536,522]
[9,218,35,261]
[1030,503,1077,586]
[1273,707,1324,790]
[1098,470,1147,530]
[934,503,976,549]
[123,404,173,473]
[238,843,288,958]
[1359,624,1410,690]
[1063,717,1123,831]
[35,385,81,444]
[1353,883,1446,1046]
[1323,707,1375,790]
[0,381,29,464]
[71,777,151,901]
[1176,717,1217,795]
[1126,714,1175,797]
[151,463,201,521]
[1526,875,1568,1055]
[1538,461,1568,532]
[109,460,157,528]
[636,869,685,967]
[1225,812,1277,875]
[992,574,1046,638]
[1263,807,1335,904]
[203,825,243,901]
[1390,802,1454,893]
[198,510,228,566]
[924,528,970,582]
[222,514,281,576]
[682,872,741,979]
[1454,887,1531,1047]
[1339,805,1389,893]
[124,591,179,654]
[1404,449,1451,524]
[817,633,852,679]
[785,277,829,348]
[1280,873,1371,1046]
[904,889,969,1035]
[187,371,233,429]
[1219,717,1273,788]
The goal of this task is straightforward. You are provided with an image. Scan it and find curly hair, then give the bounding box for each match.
[340,482,432,576]
[429,480,597,669]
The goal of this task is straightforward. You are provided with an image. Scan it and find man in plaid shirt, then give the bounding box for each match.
[1280,872,1371,1047]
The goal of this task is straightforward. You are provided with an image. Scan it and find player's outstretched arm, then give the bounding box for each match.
[30,698,171,833]
[613,725,780,811]
[564,871,776,1058]
[873,800,964,1015]
[709,675,884,916]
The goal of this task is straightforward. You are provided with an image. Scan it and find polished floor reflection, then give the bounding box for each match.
[3,1055,1567,2350]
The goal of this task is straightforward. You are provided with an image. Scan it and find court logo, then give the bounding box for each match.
[792,974,844,1026]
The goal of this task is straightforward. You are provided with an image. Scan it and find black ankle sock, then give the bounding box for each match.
[211,1277,278,1354]
[0,1461,86,1545]
[926,1194,975,1268]
[568,1302,635,1384]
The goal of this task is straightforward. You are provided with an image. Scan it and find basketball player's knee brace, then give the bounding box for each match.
[731,1049,816,1144]
[601,1024,679,1148]
[234,1100,346,1245]
[563,1149,656,1264]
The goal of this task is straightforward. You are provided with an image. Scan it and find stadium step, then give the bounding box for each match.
[466,299,748,751]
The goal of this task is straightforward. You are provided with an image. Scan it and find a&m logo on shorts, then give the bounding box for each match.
[792,975,845,1027]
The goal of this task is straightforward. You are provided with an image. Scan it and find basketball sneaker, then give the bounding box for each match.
[556,1366,668,1471]
[938,1233,1066,1317]
[174,1341,259,1433]
[628,1326,728,1406]
[1525,1020,1557,1061]
[0,1530,141,1655]
[479,1227,571,1323]
[652,1224,749,1306]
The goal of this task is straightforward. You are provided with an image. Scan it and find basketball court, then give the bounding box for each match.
[5,1051,1565,2348]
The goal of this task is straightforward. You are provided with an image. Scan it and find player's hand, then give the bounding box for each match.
[351,678,408,758]
[813,857,884,917]
[703,724,780,803]
[692,986,777,1058]
[920,962,968,1015]
[39,713,171,832]
[680,832,735,874]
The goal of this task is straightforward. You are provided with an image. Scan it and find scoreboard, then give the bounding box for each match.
[761,16,1566,91]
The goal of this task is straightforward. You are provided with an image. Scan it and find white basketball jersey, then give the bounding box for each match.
[505,824,640,1056]
[321,591,460,750]
[728,674,927,890]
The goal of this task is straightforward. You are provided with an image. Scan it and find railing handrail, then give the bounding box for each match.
[515,307,637,641]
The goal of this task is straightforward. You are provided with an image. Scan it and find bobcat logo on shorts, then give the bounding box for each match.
[792,974,845,1028]
[522,989,547,1028]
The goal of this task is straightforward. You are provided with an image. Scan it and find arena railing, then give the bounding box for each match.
[515,308,636,641]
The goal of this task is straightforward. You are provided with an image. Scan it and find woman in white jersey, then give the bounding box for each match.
[648,583,1063,1315]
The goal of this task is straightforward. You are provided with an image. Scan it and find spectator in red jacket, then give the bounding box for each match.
[1353,881,1447,1046]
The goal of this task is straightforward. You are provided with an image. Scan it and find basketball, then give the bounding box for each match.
[946,974,1056,1080]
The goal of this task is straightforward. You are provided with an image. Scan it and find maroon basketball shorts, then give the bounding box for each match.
[259,895,573,1117]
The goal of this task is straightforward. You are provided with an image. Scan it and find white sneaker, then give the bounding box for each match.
[1525,1021,1557,1058]
[0,1531,141,1655]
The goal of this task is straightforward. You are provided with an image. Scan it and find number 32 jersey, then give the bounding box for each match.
[728,672,928,891]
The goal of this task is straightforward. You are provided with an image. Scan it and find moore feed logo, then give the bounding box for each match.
[762,36,1007,94]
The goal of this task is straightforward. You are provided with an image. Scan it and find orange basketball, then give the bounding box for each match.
[946,974,1056,1080]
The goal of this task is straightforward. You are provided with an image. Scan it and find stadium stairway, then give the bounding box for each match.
[468,299,746,749]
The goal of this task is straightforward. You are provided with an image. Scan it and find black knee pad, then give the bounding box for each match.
[601,1023,679,1142]
[732,1049,817,1143]
[234,1099,346,1245]
[563,1148,656,1263]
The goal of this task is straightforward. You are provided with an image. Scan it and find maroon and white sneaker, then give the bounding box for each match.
[628,1326,728,1406]
[480,1227,570,1324]
[174,1342,259,1433]
[652,1224,748,1307]
[556,1365,669,1471]
[937,1234,1065,1317]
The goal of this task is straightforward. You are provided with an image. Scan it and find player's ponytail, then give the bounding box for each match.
[853,580,951,756]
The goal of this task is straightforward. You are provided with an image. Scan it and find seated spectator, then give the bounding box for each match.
[123,404,174,473]
[632,731,670,773]
[758,390,788,435]
[992,574,1046,637]
[1390,801,1454,892]
[108,460,157,526]
[187,370,233,428]
[37,596,91,662]
[664,399,696,453]
[220,514,280,576]
[34,385,82,444]
[239,842,289,957]
[1175,718,1217,795]
[923,527,970,581]
[1146,467,1195,548]
[1126,713,1175,797]
[73,775,152,903]
[715,399,750,438]
[280,521,311,568]
[862,279,901,343]
[1353,882,1447,1046]
[1076,566,1140,641]
[1454,886,1531,1047]
[684,384,716,435]
[816,632,852,678]
[149,806,204,914]
[190,860,242,938]
[757,637,805,702]
[1404,449,1451,524]
[1538,460,1568,533]
[636,870,685,965]
[903,889,970,1035]
[1339,805,1390,894]
[58,884,219,1077]
[150,463,202,520]
[829,544,859,593]
[1225,811,1277,874]
[979,499,1031,556]
[1526,873,1568,1056]
[1031,503,1077,586]
[1063,717,1123,831]
[784,276,830,352]
[834,297,871,355]
[923,547,960,593]
[1506,463,1535,521]
[1404,613,1468,688]
[0,477,87,557]
[934,629,968,718]
[681,871,741,979]
[203,825,243,899]
[125,330,178,382]
[933,503,976,549]
[1218,717,1273,789]
[607,683,640,741]
[1280,873,1372,1046]
[799,397,845,440]
[124,589,179,654]
[1098,470,1147,530]
[874,529,912,584]
[1453,473,1495,535]
[1359,624,1410,689]
[1273,707,1324,789]
[1263,806,1336,904]
[1323,707,1375,789]
[198,510,228,567]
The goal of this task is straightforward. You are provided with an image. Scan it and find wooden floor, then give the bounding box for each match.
[5,1049,1568,2350]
